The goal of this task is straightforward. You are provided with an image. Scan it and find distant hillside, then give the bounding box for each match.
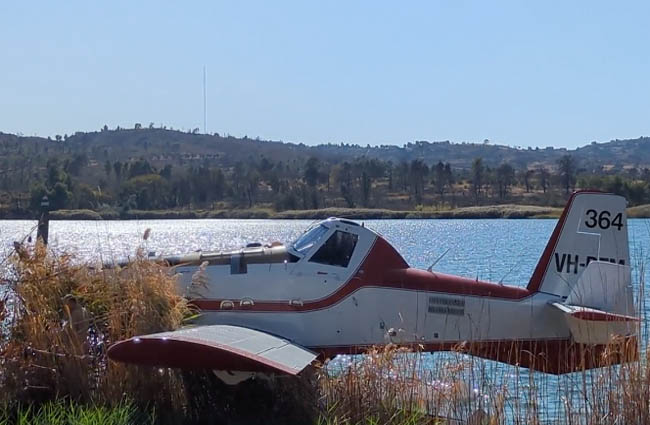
[2,128,649,171]
[2,127,650,219]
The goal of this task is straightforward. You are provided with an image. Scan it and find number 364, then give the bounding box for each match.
[584,209,623,230]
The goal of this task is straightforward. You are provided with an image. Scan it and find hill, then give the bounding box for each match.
[1,127,650,218]
[3,128,650,171]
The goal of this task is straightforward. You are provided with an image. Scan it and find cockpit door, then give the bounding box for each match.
[296,222,375,291]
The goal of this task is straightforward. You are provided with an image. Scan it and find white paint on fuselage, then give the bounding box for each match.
[193,288,568,349]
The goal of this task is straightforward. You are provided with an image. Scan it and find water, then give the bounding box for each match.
[2,218,649,286]
[1,218,650,422]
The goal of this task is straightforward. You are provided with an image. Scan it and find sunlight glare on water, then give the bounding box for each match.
[3,218,646,289]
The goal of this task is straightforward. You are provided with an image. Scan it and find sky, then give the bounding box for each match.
[1,1,650,149]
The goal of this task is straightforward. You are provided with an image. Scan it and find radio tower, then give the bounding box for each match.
[203,66,207,134]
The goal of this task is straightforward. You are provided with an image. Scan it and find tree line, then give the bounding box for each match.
[8,151,650,217]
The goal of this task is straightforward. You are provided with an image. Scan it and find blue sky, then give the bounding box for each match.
[2,1,649,148]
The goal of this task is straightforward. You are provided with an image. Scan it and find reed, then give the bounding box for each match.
[317,343,650,425]
[0,241,191,410]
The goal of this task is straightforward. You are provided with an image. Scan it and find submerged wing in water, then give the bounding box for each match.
[107,325,317,375]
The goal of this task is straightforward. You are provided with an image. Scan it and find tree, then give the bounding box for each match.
[396,162,409,192]
[361,170,371,206]
[66,153,88,176]
[433,161,452,202]
[408,160,428,204]
[303,157,320,187]
[134,123,142,130]
[29,183,48,213]
[523,169,534,193]
[113,161,123,181]
[246,167,260,208]
[104,160,112,178]
[334,162,355,208]
[128,159,154,178]
[50,182,72,210]
[160,164,173,180]
[471,158,485,204]
[557,155,576,194]
[120,174,169,209]
[444,163,454,201]
[76,184,98,209]
[495,163,515,200]
[539,166,549,193]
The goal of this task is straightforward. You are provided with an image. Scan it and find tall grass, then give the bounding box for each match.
[317,344,650,425]
[0,241,190,410]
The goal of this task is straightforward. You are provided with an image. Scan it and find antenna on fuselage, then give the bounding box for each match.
[427,247,451,273]
[497,260,521,285]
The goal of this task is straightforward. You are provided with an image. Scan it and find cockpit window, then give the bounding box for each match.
[309,230,358,267]
[291,225,329,255]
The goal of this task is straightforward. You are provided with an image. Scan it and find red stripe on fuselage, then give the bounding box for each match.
[310,335,638,375]
[571,310,640,322]
[191,236,532,313]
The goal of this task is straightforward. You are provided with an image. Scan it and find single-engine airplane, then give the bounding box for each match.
[107,191,638,383]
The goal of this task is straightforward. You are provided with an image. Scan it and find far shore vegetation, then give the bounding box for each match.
[44,204,566,220]
[2,128,650,220]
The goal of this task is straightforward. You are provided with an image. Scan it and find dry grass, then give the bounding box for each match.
[317,343,650,425]
[0,241,191,410]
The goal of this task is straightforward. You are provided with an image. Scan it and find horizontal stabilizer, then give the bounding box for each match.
[107,325,317,375]
[551,302,638,345]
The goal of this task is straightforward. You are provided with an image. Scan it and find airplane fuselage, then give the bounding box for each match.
[175,222,570,367]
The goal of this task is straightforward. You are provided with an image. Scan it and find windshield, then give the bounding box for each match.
[291,225,329,256]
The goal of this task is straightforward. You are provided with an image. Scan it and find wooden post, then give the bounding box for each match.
[36,195,50,245]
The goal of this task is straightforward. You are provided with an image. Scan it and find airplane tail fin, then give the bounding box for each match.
[530,192,637,372]
[467,192,637,374]
[527,191,630,299]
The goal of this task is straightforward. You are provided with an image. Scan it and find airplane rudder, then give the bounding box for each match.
[527,191,629,297]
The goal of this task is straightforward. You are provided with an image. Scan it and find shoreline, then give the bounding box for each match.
[3,203,650,220]
[1,204,566,220]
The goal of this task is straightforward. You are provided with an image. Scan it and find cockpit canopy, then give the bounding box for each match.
[291,224,329,255]
[289,218,367,268]
[143,217,381,273]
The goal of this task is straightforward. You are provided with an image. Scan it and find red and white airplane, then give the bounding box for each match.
[107,191,638,383]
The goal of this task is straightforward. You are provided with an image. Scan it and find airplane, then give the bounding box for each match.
[107,191,639,384]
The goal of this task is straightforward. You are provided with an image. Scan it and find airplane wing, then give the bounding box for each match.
[107,325,318,375]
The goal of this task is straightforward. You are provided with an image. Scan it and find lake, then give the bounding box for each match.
[1,218,649,423]
[2,218,649,289]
